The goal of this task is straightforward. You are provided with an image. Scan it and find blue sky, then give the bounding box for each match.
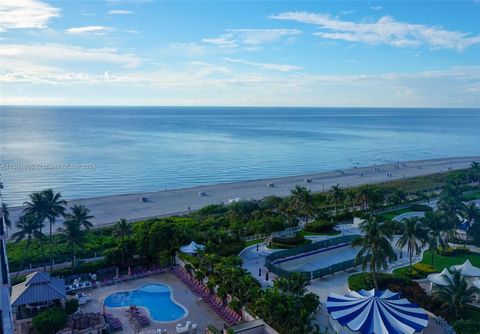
[1,0,479,107]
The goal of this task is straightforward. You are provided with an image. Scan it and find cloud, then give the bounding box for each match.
[0,43,142,68]
[65,26,114,35]
[224,58,303,72]
[202,28,302,49]
[0,0,60,31]
[2,61,479,107]
[370,5,383,11]
[270,11,480,51]
[107,9,134,15]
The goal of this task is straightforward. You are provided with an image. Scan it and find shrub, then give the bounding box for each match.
[409,204,433,212]
[270,233,311,249]
[402,263,437,279]
[438,247,456,257]
[65,299,79,315]
[32,307,67,334]
[51,260,108,278]
[454,319,480,334]
[304,219,337,233]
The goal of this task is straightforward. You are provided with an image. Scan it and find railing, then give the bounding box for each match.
[265,235,361,279]
[265,235,359,262]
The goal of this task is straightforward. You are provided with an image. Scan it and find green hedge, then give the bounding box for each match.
[32,308,67,334]
[304,219,337,233]
[409,204,433,212]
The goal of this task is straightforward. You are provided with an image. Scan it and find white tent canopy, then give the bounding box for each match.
[180,241,206,255]
[474,279,480,289]
[427,268,452,286]
[450,260,480,277]
[326,289,428,334]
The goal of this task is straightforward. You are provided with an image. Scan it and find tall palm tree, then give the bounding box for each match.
[58,219,85,269]
[345,189,357,209]
[330,184,344,217]
[352,218,395,290]
[438,186,466,241]
[64,205,93,230]
[11,214,45,278]
[2,202,11,229]
[23,191,47,271]
[24,189,67,271]
[113,218,132,268]
[422,211,447,269]
[469,161,480,182]
[462,203,480,231]
[433,269,478,318]
[290,185,314,223]
[396,217,428,271]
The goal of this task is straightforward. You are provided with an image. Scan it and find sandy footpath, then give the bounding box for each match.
[6,156,480,237]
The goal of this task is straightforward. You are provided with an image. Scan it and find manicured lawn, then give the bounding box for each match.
[376,207,414,221]
[463,190,480,201]
[244,238,265,247]
[393,250,480,276]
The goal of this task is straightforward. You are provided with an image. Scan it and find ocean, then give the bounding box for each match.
[1,106,479,206]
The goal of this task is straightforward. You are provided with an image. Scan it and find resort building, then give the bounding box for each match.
[11,272,66,334]
[0,178,14,334]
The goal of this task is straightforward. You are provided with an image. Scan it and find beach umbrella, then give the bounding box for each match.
[326,289,428,334]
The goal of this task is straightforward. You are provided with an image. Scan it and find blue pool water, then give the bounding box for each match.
[104,284,186,322]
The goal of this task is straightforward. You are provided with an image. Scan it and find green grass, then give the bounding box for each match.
[376,207,414,221]
[463,190,480,201]
[393,250,480,277]
[244,238,265,248]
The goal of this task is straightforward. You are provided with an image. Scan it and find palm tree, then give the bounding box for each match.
[290,185,314,224]
[330,184,344,217]
[462,203,480,232]
[422,211,447,269]
[113,218,132,268]
[24,189,67,271]
[345,189,357,209]
[433,269,478,318]
[58,219,85,269]
[396,217,428,271]
[11,214,45,278]
[2,202,11,229]
[352,218,395,290]
[469,162,480,183]
[64,205,93,230]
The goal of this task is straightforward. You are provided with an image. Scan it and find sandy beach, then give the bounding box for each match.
[6,156,480,237]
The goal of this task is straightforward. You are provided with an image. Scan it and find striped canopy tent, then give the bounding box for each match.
[450,260,480,277]
[326,289,429,334]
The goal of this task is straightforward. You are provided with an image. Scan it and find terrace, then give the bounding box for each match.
[79,272,225,333]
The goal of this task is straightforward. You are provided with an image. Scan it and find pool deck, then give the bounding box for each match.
[79,273,225,333]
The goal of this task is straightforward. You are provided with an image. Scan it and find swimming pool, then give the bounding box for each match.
[104,283,187,322]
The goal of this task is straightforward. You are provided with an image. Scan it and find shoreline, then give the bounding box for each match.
[6,156,480,236]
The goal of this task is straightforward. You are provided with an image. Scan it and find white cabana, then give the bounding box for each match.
[179,241,206,255]
[326,289,428,334]
[427,268,452,287]
[450,260,480,277]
